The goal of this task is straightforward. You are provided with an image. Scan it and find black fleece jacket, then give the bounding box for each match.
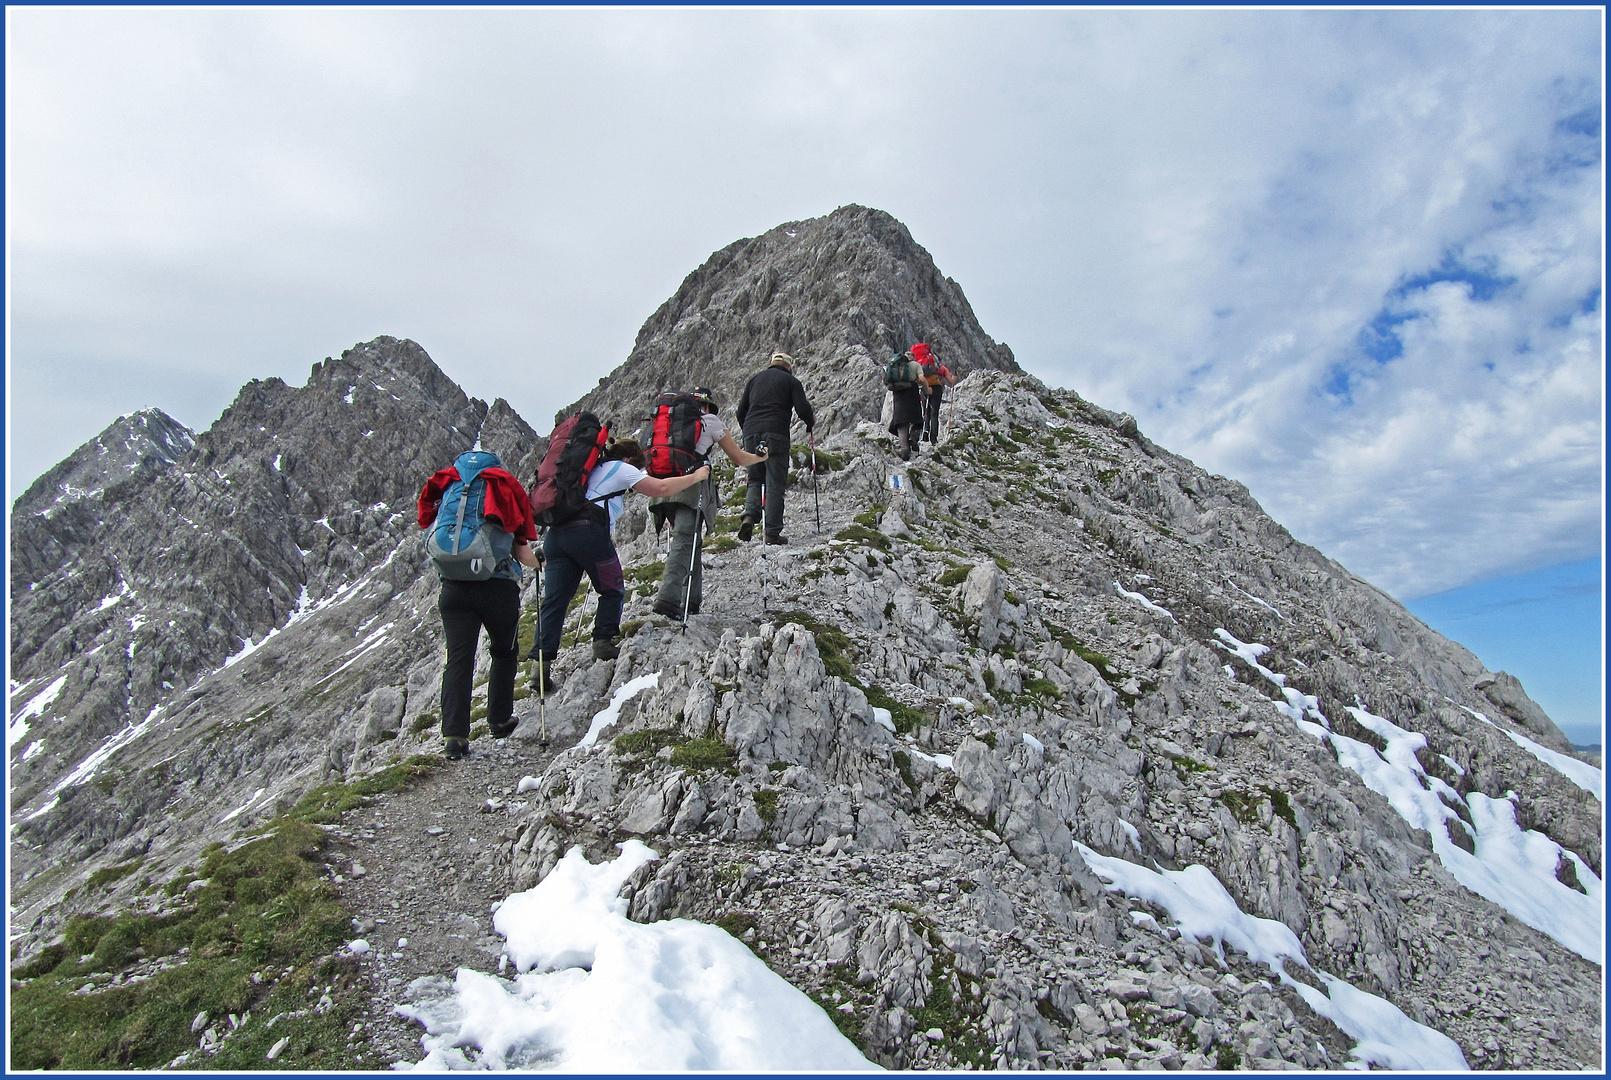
[735,365,815,435]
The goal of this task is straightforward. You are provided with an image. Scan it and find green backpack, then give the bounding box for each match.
[883,357,920,391]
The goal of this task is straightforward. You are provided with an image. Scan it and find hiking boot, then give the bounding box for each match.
[530,658,560,695]
[488,719,518,740]
[765,533,788,545]
[737,516,756,542]
[592,636,622,661]
[443,737,470,761]
[652,599,685,620]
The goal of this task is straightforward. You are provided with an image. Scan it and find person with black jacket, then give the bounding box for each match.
[734,351,815,545]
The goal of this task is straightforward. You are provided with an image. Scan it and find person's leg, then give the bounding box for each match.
[538,530,583,664]
[689,524,705,613]
[438,581,480,741]
[655,505,695,616]
[741,431,767,537]
[481,578,522,735]
[925,392,942,442]
[580,523,627,643]
[763,433,790,537]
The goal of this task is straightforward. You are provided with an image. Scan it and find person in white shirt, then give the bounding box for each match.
[534,439,710,680]
[649,387,768,620]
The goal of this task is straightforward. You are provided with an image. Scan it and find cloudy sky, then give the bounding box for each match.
[6,9,1602,725]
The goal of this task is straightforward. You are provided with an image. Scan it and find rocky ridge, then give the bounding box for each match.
[8,206,1601,1071]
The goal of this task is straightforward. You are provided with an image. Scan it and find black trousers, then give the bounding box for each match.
[438,577,521,738]
[923,388,944,442]
[742,430,791,536]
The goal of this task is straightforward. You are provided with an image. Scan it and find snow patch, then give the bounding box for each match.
[1115,817,1142,853]
[1227,577,1286,620]
[398,841,876,1071]
[1075,845,1467,1071]
[219,787,268,824]
[38,703,168,808]
[1459,705,1601,800]
[11,675,68,747]
[1235,640,1604,964]
[579,674,661,748]
[96,581,132,611]
[1113,581,1173,619]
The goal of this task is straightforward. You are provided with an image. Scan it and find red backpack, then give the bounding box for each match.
[529,412,612,527]
[645,392,706,478]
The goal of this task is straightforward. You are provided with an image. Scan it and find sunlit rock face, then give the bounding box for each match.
[9,208,1599,1072]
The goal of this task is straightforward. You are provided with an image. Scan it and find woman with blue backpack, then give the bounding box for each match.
[418,449,542,760]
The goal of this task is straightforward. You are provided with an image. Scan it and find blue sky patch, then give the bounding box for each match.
[1322,361,1357,402]
[1356,308,1417,365]
[1555,105,1600,139]
[1394,252,1515,303]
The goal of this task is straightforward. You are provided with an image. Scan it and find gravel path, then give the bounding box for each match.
[324,736,560,1068]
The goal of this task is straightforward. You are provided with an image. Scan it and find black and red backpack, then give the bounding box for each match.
[529,412,612,527]
[645,392,706,479]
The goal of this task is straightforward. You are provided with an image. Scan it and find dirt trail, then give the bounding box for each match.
[324,735,561,1066]
[326,528,820,1065]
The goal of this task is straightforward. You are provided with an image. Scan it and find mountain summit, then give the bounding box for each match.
[7,209,1600,1071]
[564,204,1021,436]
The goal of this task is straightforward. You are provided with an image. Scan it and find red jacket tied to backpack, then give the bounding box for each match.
[418,466,536,541]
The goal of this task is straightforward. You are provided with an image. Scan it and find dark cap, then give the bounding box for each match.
[694,386,718,408]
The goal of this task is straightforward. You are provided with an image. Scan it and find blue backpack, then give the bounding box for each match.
[425,451,516,581]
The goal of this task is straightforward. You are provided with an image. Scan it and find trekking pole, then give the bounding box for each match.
[535,555,548,745]
[759,481,769,614]
[681,482,703,634]
[809,430,821,535]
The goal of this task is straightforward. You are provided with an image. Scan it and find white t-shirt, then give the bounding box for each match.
[693,412,725,457]
[586,459,647,530]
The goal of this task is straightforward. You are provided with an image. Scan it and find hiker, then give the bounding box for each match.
[533,439,710,687]
[915,343,956,445]
[884,349,927,461]
[648,387,769,620]
[735,351,815,545]
[418,450,542,761]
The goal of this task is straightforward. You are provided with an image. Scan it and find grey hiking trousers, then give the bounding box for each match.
[655,503,705,615]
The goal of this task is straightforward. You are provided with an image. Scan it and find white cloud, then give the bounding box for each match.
[6,9,1600,601]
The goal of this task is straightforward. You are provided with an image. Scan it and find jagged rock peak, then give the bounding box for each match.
[565,204,1021,438]
[12,407,195,517]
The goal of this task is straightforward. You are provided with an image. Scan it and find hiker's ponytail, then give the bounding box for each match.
[605,438,647,470]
